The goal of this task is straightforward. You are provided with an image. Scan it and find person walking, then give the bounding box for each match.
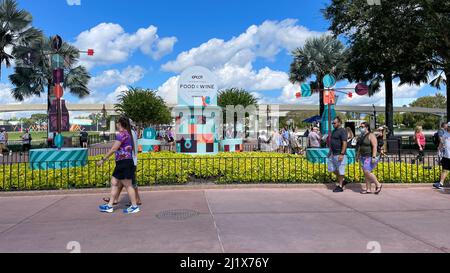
[328,117,348,193]
[0,128,8,157]
[415,126,426,162]
[357,122,383,194]
[374,126,387,157]
[435,122,448,161]
[346,127,357,149]
[21,129,32,155]
[308,127,321,148]
[434,122,450,190]
[102,119,143,207]
[166,126,175,151]
[274,129,283,153]
[281,128,290,153]
[79,128,89,148]
[98,116,140,214]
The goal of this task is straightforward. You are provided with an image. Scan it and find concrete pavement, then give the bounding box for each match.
[1,187,450,253]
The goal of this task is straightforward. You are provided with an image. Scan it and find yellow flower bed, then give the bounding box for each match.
[0,152,441,191]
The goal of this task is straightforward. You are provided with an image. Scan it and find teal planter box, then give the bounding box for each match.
[306,148,356,164]
[29,148,88,170]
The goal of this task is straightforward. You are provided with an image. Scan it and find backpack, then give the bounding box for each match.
[433,131,441,147]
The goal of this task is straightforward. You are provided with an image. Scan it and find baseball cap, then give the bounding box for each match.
[447,121,450,127]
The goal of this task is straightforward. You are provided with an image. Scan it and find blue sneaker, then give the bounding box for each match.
[99,204,114,213]
[123,206,140,214]
[433,182,444,190]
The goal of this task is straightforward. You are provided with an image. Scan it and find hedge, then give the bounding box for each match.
[0,152,442,191]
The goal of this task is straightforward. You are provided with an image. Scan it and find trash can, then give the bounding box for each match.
[387,136,402,154]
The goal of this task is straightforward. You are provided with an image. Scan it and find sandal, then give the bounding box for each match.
[126,202,142,207]
[103,197,118,206]
[375,185,383,195]
[360,190,372,194]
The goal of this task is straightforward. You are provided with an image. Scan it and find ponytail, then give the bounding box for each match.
[118,116,134,152]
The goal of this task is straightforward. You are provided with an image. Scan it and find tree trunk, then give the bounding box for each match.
[385,73,394,137]
[446,70,450,122]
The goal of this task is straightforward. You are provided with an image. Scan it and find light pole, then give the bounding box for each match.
[373,104,377,129]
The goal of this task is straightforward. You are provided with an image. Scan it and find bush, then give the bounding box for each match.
[0,152,442,191]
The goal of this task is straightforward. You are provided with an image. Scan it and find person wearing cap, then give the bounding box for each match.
[0,128,8,156]
[374,126,386,157]
[434,122,450,190]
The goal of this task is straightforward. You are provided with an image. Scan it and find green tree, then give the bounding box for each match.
[413,0,450,120]
[115,87,172,127]
[218,88,258,138]
[218,88,258,108]
[9,36,90,102]
[403,93,447,130]
[0,0,41,78]
[324,0,431,136]
[289,35,347,116]
[30,113,47,126]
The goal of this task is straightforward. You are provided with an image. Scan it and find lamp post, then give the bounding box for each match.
[373,104,377,129]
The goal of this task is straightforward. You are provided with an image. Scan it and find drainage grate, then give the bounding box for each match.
[156,209,200,221]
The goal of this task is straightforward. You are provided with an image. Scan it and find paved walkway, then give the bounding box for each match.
[1,186,450,253]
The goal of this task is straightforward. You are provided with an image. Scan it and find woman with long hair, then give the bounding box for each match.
[98,116,140,214]
[357,122,382,195]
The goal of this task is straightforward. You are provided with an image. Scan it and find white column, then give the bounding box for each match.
[109,116,116,135]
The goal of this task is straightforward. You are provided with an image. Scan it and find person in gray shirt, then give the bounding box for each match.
[327,117,348,193]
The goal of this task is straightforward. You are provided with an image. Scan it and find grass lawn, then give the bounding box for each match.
[7,131,99,141]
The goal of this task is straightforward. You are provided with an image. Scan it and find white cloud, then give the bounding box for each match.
[74,23,177,69]
[106,85,129,104]
[67,0,81,5]
[157,76,179,105]
[89,65,145,89]
[157,19,323,105]
[162,19,323,73]
[0,83,47,119]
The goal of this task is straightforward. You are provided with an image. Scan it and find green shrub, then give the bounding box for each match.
[0,152,442,191]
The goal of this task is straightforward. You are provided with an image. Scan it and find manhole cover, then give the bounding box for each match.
[156,209,200,221]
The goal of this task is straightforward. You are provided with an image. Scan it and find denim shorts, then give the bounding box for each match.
[328,155,347,176]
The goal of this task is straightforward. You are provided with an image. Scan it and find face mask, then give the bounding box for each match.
[359,128,367,134]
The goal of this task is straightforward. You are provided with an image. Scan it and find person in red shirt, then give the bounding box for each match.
[415,126,426,162]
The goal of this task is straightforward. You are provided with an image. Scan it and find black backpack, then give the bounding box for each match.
[433,131,441,147]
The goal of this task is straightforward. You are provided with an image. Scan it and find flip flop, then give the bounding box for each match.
[375,185,383,195]
[360,190,372,194]
[103,197,118,206]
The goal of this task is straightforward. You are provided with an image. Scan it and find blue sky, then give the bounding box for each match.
[0,0,441,118]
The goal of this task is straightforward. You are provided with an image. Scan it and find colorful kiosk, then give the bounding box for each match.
[173,66,221,155]
[138,128,162,153]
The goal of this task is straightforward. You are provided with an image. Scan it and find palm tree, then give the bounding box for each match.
[218,88,258,138]
[289,35,347,117]
[0,0,42,78]
[9,35,91,102]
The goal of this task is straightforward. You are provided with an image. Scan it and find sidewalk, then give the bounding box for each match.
[1,186,450,253]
